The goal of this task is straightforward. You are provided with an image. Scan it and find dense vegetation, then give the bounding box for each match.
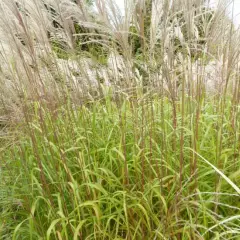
[0,0,240,239]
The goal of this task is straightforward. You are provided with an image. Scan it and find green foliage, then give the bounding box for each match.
[50,23,109,64]
[51,39,70,60]
[1,94,240,239]
[74,23,109,64]
[129,25,142,57]
[0,1,240,239]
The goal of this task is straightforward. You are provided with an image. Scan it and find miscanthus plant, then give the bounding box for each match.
[1,91,240,239]
[0,0,240,239]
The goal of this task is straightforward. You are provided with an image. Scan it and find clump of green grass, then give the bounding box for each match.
[1,91,240,239]
[1,0,240,239]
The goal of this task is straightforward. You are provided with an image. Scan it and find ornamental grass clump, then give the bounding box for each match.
[0,0,240,239]
[1,91,240,239]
